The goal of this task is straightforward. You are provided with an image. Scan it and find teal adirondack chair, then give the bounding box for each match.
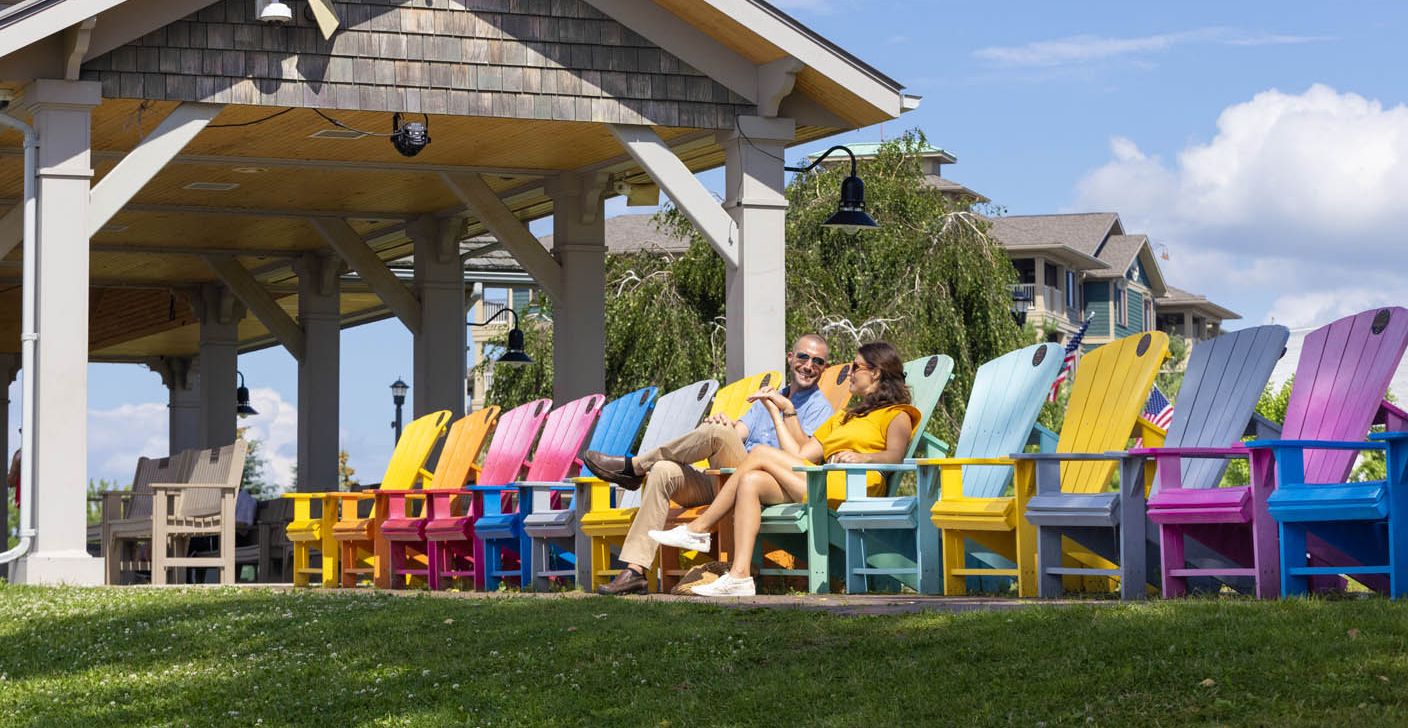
[519,387,658,591]
[753,354,955,593]
[830,344,1063,594]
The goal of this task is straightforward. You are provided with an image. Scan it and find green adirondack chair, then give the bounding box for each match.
[752,354,955,593]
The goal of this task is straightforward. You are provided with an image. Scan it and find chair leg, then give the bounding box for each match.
[1250,514,1280,600]
[1036,525,1063,599]
[916,517,941,595]
[941,531,966,596]
[471,534,487,592]
[589,537,607,592]
[519,532,534,589]
[845,529,866,594]
[1280,523,1308,597]
[293,542,310,587]
[1160,524,1187,598]
[1015,522,1038,599]
[1120,522,1147,602]
[1389,517,1408,599]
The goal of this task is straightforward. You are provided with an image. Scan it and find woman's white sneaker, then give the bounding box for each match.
[647,525,711,551]
[689,572,756,597]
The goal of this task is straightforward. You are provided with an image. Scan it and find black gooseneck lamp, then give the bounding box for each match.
[785,145,880,234]
[235,371,259,418]
[469,307,533,366]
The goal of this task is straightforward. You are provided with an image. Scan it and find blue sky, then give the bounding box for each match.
[9,0,1408,487]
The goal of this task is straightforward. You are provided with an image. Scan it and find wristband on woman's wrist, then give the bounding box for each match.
[782,409,798,418]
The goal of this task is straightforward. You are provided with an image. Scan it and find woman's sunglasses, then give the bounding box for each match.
[791,352,827,368]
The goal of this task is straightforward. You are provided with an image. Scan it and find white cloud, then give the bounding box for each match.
[88,403,169,485]
[976,28,1328,67]
[1073,84,1408,331]
[239,387,298,492]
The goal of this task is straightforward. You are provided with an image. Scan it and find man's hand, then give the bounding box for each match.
[827,451,868,464]
[746,387,791,411]
[703,412,736,427]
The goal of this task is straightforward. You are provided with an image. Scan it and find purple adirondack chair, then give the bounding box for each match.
[380,399,552,591]
[1138,307,1408,598]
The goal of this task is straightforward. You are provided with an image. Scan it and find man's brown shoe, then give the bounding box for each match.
[597,568,649,595]
[582,451,644,490]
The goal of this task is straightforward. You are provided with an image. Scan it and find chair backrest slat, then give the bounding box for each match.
[954,343,1064,497]
[1283,307,1408,483]
[526,394,607,509]
[382,410,453,490]
[586,387,657,457]
[618,379,718,509]
[126,453,190,520]
[175,441,248,518]
[477,399,553,486]
[428,407,500,490]
[817,363,854,412]
[1057,332,1169,492]
[711,371,782,420]
[901,354,954,458]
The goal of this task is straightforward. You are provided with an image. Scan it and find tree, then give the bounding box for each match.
[338,449,360,491]
[236,427,278,500]
[485,131,1025,444]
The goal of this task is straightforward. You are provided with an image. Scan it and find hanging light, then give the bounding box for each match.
[1010,286,1033,328]
[469,307,533,366]
[236,371,259,418]
[390,112,430,157]
[786,145,879,234]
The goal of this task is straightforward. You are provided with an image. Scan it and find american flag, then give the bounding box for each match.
[1048,314,1095,402]
[1143,384,1175,429]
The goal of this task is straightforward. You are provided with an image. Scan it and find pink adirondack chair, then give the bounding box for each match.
[470,394,607,590]
[380,399,552,591]
[1138,307,1408,598]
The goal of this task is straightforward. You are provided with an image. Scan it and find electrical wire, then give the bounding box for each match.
[311,108,399,137]
[206,107,296,129]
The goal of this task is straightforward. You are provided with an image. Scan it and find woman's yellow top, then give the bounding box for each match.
[812,403,922,507]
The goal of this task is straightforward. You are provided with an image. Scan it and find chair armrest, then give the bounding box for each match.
[515,481,576,492]
[1376,399,1408,431]
[1008,452,1125,461]
[920,432,951,458]
[912,457,1017,467]
[791,463,914,473]
[1029,423,1059,452]
[705,468,735,476]
[1245,438,1385,452]
[1245,413,1282,439]
[151,481,239,492]
[1127,445,1249,458]
[282,493,332,501]
[1370,432,1408,443]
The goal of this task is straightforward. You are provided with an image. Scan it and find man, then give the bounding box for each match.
[583,334,835,595]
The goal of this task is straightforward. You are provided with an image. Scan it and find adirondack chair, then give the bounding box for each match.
[150,441,249,585]
[470,394,607,590]
[653,371,785,588]
[395,399,551,590]
[817,362,854,411]
[931,332,1169,597]
[577,379,718,592]
[1242,307,1408,597]
[1026,325,1288,600]
[284,410,452,588]
[824,350,1053,594]
[520,387,658,591]
[103,452,192,584]
[332,408,495,587]
[749,352,957,591]
[1142,308,1408,598]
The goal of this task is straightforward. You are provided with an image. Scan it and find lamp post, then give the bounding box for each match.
[1010,286,1033,328]
[468,307,533,366]
[785,145,880,234]
[390,377,408,445]
[235,371,258,418]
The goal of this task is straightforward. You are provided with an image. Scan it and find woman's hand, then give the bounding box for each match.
[827,451,869,465]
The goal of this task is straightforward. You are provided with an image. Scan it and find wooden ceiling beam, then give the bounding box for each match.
[310,217,422,335]
[204,254,306,360]
[441,172,562,298]
[0,147,556,179]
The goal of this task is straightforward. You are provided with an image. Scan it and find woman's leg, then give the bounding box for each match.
[688,446,810,533]
[726,470,794,578]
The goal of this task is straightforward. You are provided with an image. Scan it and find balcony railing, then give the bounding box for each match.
[1012,283,1068,318]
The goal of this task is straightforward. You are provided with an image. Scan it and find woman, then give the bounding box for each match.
[649,341,921,597]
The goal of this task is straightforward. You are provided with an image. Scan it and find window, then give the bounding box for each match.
[1066,271,1078,310]
[1045,263,1059,287]
[1144,299,1154,332]
[1114,283,1128,327]
[1012,259,1036,284]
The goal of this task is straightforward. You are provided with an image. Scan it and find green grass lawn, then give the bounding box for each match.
[2,586,1407,726]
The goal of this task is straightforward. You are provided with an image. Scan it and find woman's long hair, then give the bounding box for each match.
[843,341,911,423]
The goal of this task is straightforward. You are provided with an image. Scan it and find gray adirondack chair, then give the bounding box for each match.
[103,452,193,584]
[1022,325,1289,600]
[151,441,248,585]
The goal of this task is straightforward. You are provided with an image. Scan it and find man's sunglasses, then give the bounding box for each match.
[791,352,827,368]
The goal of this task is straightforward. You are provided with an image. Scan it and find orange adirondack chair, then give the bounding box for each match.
[283,410,453,588]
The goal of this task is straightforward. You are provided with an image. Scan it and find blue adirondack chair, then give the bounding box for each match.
[828,344,1062,595]
[1251,307,1408,597]
[469,394,605,591]
[518,387,658,591]
[576,379,720,591]
[1025,324,1289,600]
[758,354,955,594]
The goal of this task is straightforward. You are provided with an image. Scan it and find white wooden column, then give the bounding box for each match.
[149,356,200,454]
[548,173,608,403]
[0,354,16,553]
[294,254,341,491]
[13,79,103,585]
[719,116,794,379]
[408,216,466,418]
[194,284,245,449]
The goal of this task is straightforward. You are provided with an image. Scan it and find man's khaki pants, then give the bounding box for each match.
[618,423,745,568]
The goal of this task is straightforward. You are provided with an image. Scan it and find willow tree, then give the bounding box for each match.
[484,131,1024,442]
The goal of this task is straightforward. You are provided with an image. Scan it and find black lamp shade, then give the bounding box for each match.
[497,327,533,366]
[390,378,409,400]
[821,174,879,234]
[236,385,259,418]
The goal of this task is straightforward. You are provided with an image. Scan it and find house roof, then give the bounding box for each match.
[539,213,691,255]
[923,175,988,203]
[1156,285,1241,320]
[1086,234,1146,278]
[986,213,1123,256]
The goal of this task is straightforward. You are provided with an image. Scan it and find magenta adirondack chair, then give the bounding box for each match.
[380,399,552,591]
[1139,307,1408,598]
[469,394,607,590]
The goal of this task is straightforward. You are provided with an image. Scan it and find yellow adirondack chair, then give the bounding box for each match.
[283,410,453,587]
[580,371,782,591]
[927,332,1168,597]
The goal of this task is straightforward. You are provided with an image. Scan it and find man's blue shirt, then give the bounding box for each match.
[737,385,834,451]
